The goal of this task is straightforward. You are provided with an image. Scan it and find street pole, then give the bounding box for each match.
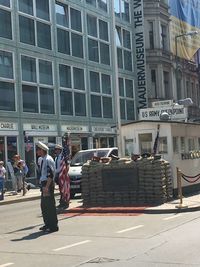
[111,0,122,157]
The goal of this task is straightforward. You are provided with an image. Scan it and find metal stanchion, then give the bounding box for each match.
[176,167,188,209]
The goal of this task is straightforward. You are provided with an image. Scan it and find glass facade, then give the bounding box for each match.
[0,0,135,180]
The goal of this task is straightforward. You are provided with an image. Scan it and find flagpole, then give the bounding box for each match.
[111,0,122,157]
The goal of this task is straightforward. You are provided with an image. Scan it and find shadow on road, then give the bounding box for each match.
[11,231,46,241]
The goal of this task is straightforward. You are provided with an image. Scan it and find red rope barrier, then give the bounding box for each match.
[181,173,200,183]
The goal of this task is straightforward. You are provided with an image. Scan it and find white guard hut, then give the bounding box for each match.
[121,100,200,193]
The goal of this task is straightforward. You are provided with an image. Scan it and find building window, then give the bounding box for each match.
[161,24,167,50]
[90,70,112,118]
[126,100,134,120]
[37,21,51,50]
[88,39,99,62]
[59,64,71,88]
[55,1,69,27]
[22,85,38,113]
[173,136,179,153]
[180,137,185,153]
[0,8,12,39]
[0,50,13,79]
[118,77,134,120]
[148,21,154,49]
[21,55,54,114]
[114,0,130,22]
[102,74,111,94]
[40,87,54,114]
[0,0,10,7]
[18,0,51,49]
[150,69,157,98]
[163,71,171,99]
[74,92,86,116]
[139,133,152,154]
[18,0,33,15]
[71,33,83,58]
[19,16,35,45]
[60,90,73,115]
[159,137,168,154]
[59,63,86,116]
[56,2,83,59]
[0,81,15,111]
[115,26,132,71]
[70,8,82,32]
[103,96,112,118]
[86,0,108,12]
[36,0,50,21]
[188,138,195,151]
[57,28,70,55]
[19,0,50,21]
[39,59,53,85]
[186,80,190,98]
[90,71,100,93]
[91,95,101,117]
[87,14,110,65]
[21,55,36,82]
[73,67,85,90]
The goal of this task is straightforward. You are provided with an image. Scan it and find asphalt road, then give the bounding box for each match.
[1,197,200,266]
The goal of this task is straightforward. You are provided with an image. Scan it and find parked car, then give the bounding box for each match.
[68,147,118,198]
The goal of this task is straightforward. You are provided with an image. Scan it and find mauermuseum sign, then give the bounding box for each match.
[133,0,147,112]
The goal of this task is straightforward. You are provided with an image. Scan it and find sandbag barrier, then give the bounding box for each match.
[81,156,173,207]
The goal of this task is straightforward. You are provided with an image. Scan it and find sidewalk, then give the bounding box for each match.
[1,188,200,214]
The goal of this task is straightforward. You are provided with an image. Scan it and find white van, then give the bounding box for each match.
[68,147,118,198]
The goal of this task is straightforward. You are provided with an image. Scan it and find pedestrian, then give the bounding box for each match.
[7,160,17,195]
[13,155,28,194]
[0,161,6,200]
[54,144,69,209]
[37,141,58,233]
[13,155,23,193]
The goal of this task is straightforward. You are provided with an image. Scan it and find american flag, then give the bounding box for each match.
[59,134,71,202]
[153,124,160,155]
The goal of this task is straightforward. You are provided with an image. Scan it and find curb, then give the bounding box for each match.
[60,205,200,215]
[1,194,200,214]
[0,192,60,206]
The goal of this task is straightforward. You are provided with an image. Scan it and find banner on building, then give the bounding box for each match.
[133,0,147,113]
[169,0,200,60]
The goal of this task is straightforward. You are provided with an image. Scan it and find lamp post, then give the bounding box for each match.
[175,31,198,99]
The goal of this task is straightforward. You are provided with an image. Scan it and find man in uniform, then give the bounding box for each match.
[37,141,58,233]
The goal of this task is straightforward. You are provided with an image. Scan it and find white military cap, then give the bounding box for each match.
[55,144,62,150]
[37,141,49,151]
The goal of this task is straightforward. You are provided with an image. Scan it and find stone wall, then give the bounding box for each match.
[81,156,173,207]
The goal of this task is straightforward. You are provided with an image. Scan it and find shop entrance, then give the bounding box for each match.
[0,136,18,180]
[70,136,88,158]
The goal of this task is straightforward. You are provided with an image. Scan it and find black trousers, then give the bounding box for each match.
[41,181,58,230]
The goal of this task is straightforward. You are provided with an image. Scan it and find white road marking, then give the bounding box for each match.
[0,263,14,267]
[53,240,92,251]
[116,225,144,233]
[163,214,182,221]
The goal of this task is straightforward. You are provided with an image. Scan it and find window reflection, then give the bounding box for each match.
[55,2,69,27]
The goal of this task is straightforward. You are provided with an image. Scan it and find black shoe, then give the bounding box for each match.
[45,226,59,233]
[62,203,69,209]
[39,225,48,231]
[27,184,31,191]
